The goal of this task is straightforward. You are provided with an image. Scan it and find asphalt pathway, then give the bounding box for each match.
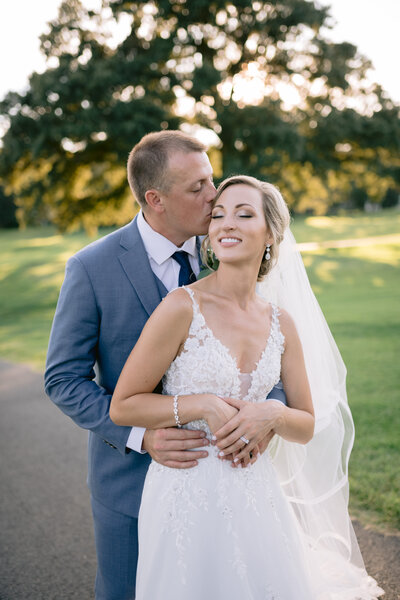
[0,360,398,599]
[0,361,95,599]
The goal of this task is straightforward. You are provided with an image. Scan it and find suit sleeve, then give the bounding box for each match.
[266,381,287,405]
[44,255,132,455]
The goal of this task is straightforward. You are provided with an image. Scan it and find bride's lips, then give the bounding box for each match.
[219,237,242,247]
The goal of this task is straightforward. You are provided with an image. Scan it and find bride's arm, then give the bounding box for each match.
[272,308,315,443]
[110,289,233,430]
[214,308,315,458]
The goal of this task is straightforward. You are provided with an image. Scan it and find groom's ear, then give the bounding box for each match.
[145,189,165,213]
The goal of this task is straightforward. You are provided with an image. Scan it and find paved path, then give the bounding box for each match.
[0,361,95,599]
[0,360,399,599]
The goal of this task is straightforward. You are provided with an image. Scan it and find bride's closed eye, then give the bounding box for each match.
[211,211,254,219]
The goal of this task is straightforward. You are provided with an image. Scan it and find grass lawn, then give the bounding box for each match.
[0,208,399,531]
[301,242,400,532]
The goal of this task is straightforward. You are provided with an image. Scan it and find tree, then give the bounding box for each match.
[1,0,399,229]
[0,0,180,230]
[0,187,18,228]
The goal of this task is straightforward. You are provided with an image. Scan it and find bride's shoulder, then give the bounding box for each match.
[153,288,194,327]
[272,306,300,341]
[141,289,194,351]
[163,287,193,310]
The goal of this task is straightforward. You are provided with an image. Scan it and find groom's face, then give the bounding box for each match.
[159,150,216,245]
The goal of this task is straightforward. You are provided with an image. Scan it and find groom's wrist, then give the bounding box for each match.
[126,426,147,454]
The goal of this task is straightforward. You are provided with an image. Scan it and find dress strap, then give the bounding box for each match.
[181,286,200,316]
[271,303,280,323]
[270,303,285,352]
[270,303,280,333]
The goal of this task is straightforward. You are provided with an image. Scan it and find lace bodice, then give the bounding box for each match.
[162,287,285,439]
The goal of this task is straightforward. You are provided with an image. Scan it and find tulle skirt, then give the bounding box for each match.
[136,447,317,599]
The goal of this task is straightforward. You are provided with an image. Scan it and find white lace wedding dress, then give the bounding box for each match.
[135,288,382,600]
[136,287,318,599]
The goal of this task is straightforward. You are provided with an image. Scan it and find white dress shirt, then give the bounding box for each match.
[126,211,200,452]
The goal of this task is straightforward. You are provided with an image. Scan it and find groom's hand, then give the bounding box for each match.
[142,428,209,469]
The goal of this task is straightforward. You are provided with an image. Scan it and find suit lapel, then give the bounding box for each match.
[118,218,162,318]
[118,218,203,316]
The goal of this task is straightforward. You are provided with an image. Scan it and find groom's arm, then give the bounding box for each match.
[45,255,209,465]
[266,380,287,405]
[45,255,133,456]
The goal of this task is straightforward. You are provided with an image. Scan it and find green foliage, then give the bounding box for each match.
[0,0,180,231]
[0,187,18,228]
[0,0,399,229]
[382,188,399,209]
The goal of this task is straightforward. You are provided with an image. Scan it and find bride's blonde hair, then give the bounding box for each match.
[201,175,290,280]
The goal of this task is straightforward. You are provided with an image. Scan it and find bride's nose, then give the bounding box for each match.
[222,216,236,230]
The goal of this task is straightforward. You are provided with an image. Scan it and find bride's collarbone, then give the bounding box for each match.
[195,289,270,322]
[195,299,273,371]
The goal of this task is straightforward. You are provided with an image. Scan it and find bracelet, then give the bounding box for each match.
[173,394,182,428]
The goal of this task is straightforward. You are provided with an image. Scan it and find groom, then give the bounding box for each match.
[45,130,285,599]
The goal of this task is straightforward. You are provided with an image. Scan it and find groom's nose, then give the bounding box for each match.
[205,180,216,202]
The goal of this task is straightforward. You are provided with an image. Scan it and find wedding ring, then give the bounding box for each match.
[240,435,250,445]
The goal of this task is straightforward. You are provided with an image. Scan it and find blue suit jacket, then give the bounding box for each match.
[45,217,287,519]
[45,218,163,518]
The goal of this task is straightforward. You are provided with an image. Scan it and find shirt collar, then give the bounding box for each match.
[137,210,198,266]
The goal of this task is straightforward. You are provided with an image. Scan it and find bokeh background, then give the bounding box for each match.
[0,1,399,590]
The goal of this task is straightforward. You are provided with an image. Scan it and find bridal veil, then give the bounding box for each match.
[258,229,383,598]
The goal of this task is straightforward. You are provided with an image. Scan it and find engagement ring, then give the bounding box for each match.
[240,435,250,445]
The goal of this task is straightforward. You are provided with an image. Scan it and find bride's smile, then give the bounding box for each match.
[219,236,241,246]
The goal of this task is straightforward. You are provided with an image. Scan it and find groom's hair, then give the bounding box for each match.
[127,131,206,208]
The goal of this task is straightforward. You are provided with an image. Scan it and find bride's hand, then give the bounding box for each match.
[230,443,261,469]
[214,398,284,462]
[204,395,238,438]
[205,396,258,468]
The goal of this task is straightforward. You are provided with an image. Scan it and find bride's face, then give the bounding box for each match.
[209,184,272,266]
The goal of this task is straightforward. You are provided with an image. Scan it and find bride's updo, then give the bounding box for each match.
[202,175,291,280]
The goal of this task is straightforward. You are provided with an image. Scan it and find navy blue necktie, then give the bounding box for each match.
[172,251,196,286]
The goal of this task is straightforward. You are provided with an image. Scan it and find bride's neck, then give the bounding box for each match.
[212,264,258,309]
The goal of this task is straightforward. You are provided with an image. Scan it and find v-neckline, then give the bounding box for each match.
[201,317,274,378]
[189,290,275,377]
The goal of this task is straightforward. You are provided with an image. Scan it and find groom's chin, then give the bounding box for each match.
[197,223,211,236]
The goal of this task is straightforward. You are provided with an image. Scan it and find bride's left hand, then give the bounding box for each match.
[214,397,285,462]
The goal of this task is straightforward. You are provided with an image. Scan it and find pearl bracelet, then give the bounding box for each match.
[173,394,182,428]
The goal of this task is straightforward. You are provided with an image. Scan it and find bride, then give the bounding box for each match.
[110,175,383,599]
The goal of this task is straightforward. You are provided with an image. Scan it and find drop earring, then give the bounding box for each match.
[265,244,271,260]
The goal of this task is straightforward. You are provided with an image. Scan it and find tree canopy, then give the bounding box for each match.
[1,0,399,230]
